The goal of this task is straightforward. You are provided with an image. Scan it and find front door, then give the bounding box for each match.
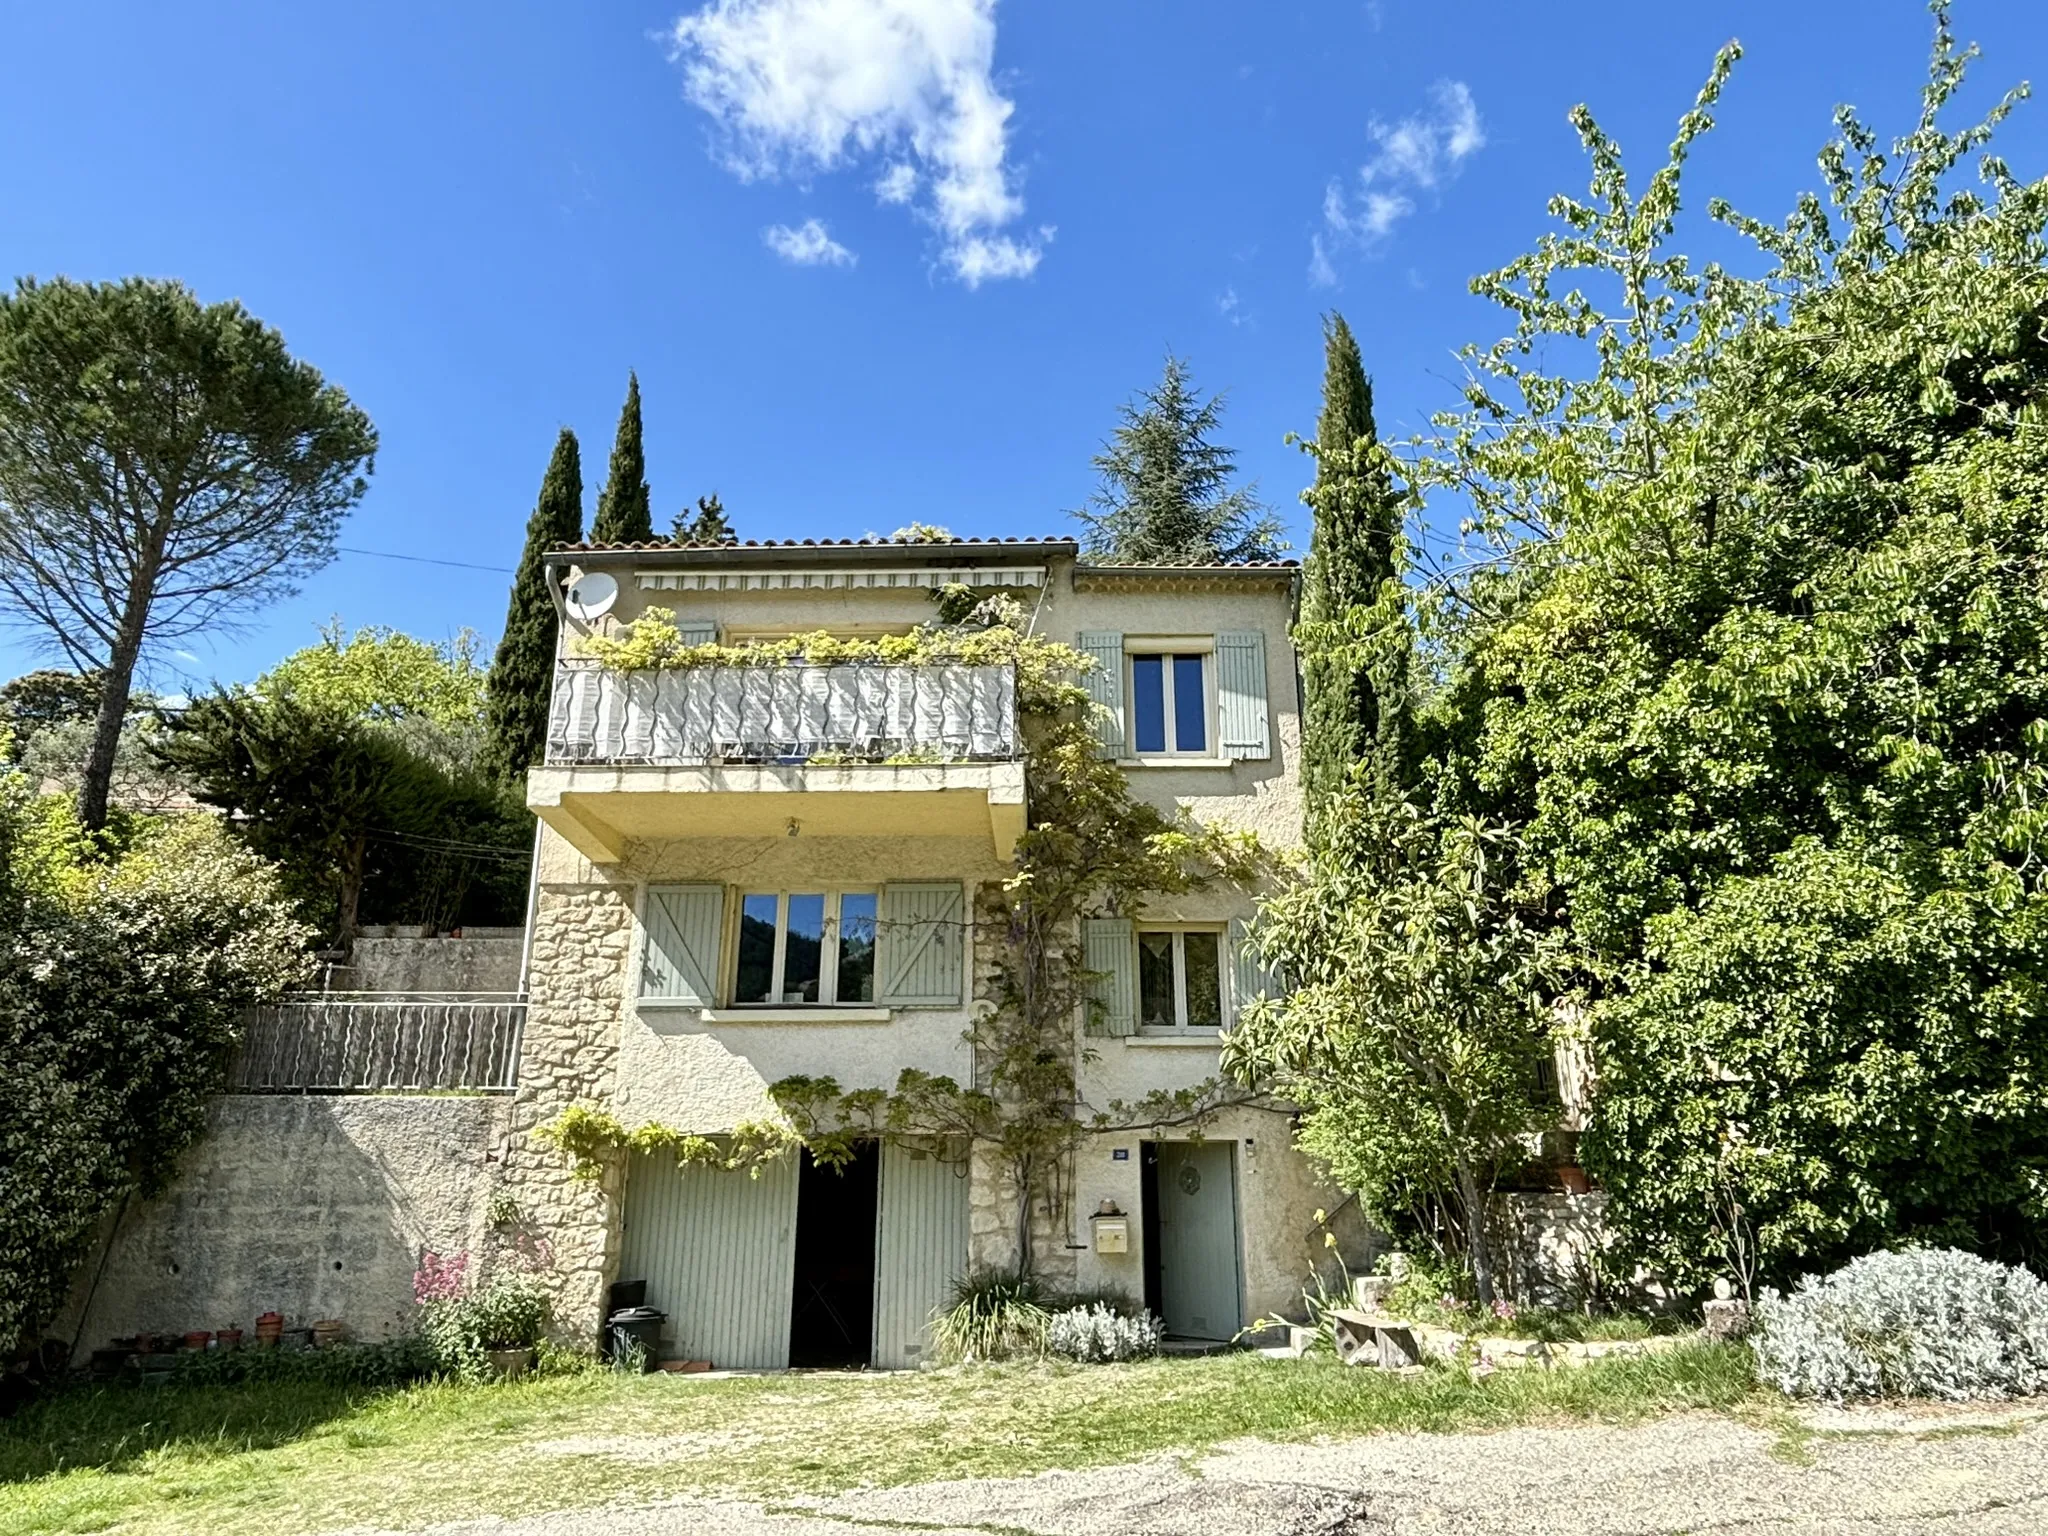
[1148,1140,1242,1341]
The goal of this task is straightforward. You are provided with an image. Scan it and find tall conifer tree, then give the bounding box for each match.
[483,429,583,779]
[1297,313,1405,842]
[590,372,652,544]
[1074,354,1284,564]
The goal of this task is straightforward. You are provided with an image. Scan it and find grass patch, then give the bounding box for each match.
[0,1343,1756,1536]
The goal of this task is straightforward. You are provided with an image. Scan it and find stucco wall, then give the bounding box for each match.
[57,1095,508,1352]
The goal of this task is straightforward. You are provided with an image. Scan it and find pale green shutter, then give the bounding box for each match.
[1215,631,1270,760]
[1076,632,1125,759]
[676,618,718,645]
[642,885,724,1005]
[1082,917,1138,1037]
[878,883,965,1007]
[1229,916,1284,1024]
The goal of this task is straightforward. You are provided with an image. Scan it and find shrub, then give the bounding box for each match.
[931,1268,1050,1363]
[418,1269,553,1382]
[163,1336,437,1390]
[1045,1304,1163,1363]
[1753,1248,2048,1402]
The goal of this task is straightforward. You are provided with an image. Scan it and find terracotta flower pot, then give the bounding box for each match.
[311,1319,345,1349]
[254,1312,284,1349]
[216,1328,243,1350]
[183,1330,212,1351]
[1557,1165,1592,1196]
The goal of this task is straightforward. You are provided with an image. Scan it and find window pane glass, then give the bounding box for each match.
[836,892,877,1004]
[1131,654,1166,754]
[783,894,826,1003]
[1173,655,1207,753]
[1138,930,1177,1029]
[735,894,779,1004]
[1183,931,1223,1028]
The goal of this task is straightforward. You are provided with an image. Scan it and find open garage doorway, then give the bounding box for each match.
[788,1143,880,1367]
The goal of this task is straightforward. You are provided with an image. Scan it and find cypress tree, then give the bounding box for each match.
[590,371,652,544]
[483,429,583,779]
[1297,313,1405,842]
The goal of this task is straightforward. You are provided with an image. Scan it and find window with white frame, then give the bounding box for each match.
[1126,643,1212,756]
[733,889,878,1006]
[1136,926,1225,1033]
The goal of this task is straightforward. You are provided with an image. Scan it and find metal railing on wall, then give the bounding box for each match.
[545,659,1020,767]
[233,994,525,1094]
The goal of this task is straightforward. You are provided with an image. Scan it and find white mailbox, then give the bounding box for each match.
[1091,1215,1130,1254]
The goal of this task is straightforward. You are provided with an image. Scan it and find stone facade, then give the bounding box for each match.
[497,877,636,1336]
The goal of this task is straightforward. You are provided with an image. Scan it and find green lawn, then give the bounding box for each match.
[1,1344,1756,1536]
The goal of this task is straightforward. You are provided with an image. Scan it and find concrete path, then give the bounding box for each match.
[386,1404,2048,1536]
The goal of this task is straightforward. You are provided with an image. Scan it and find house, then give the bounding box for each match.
[501,534,1368,1368]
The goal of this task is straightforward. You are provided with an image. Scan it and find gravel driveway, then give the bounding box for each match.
[383,1403,2048,1536]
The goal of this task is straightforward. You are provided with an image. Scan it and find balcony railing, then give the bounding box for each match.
[233,995,525,1093]
[545,660,1019,767]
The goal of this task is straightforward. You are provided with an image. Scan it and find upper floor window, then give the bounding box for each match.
[734,889,877,1006]
[1077,629,1270,763]
[1137,926,1225,1033]
[1129,650,1210,756]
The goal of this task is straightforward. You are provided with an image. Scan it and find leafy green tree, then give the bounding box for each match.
[1,669,103,762]
[483,430,583,780]
[673,492,733,546]
[0,277,376,831]
[262,621,488,773]
[155,690,527,942]
[1229,801,1555,1305]
[1074,354,1284,564]
[1295,314,1408,841]
[590,372,652,544]
[0,779,309,1356]
[1393,8,2048,1289]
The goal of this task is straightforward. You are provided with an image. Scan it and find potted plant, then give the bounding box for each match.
[474,1272,550,1379]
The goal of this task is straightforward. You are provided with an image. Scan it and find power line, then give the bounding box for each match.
[338,547,514,575]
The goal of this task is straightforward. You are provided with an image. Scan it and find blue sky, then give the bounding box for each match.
[4,1,2045,690]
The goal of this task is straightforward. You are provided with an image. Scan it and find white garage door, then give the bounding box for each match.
[870,1141,971,1369]
[619,1151,799,1369]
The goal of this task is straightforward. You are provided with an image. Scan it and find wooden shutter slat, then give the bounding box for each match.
[643,885,724,1005]
[1076,632,1125,759]
[1082,917,1138,1037]
[878,883,965,1007]
[1215,631,1270,760]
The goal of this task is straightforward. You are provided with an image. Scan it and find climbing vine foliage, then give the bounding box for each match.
[541,590,1269,1271]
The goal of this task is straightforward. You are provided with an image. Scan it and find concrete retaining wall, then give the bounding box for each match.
[57,1095,510,1352]
[326,927,526,995]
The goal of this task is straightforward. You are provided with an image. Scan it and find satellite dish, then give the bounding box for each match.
[565,571,619,623]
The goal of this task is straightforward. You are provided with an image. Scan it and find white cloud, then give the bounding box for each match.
[1317,79,1484,276]
[668,0,1044,286]
[764,217,857,265]
[1217,286,1252,328]
[874,162,918,204]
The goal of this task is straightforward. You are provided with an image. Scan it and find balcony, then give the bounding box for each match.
[528,660,1027,862]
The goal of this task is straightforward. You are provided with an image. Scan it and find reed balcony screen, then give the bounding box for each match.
[545,660,1019,768]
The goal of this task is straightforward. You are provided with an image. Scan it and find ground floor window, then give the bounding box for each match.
[734,889,878,1005]
[1137,927,1224,1032]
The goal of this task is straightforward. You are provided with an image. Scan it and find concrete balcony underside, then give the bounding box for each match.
[528,760,1027,864]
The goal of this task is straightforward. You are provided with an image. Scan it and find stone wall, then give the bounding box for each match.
[56,1095,508,1353]
[325,927,526,995]
[494,875,636,1340]
[1492,1191,1613,1307]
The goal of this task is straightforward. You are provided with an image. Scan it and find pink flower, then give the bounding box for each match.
[413,1250,470,1305]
